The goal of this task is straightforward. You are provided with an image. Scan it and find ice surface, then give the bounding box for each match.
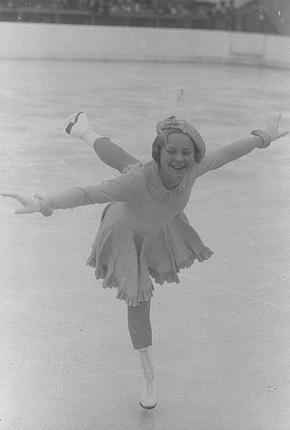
[0,59,290,430]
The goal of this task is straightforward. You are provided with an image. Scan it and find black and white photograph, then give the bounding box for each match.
[1,1,290,429]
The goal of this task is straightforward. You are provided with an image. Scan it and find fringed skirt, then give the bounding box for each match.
[87,203,213,307]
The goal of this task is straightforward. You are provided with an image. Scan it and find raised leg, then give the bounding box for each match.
[65,112,140,173]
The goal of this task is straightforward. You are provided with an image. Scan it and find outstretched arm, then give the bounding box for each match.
[196,114,288,177]
[66,112,140,173]
[196,135,260,177]
[2,169,140,216]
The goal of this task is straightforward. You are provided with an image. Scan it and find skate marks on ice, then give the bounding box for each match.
[1,60,290,429]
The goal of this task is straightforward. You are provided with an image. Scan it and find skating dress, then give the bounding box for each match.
[45,139,257,306]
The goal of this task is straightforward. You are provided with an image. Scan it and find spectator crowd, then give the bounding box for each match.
[0,0,287,34]
[0,0,235,19]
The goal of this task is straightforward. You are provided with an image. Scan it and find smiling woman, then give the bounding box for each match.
[2,110,288,412]
[159,132,196,188]
[152,116,206,165]
[151,116,206,189]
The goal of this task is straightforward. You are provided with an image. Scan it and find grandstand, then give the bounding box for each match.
[236,0,289,34]
[0,0,289,34]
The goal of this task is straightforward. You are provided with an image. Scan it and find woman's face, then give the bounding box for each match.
[159,132,196,178]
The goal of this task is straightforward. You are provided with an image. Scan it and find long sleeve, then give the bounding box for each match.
[43,171,141,212]
[196,136,260,178]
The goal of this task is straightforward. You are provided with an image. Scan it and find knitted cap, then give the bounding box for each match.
[155,116,206,163]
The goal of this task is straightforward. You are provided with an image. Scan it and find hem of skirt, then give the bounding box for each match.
[149,253,200,285]
[116,286,154,307]
[90,269,154,307]
[87,249,213,301]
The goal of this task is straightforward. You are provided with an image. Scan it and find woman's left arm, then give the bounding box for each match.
[196,114,288,177]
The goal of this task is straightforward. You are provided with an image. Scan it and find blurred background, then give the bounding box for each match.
[0,0,289,35]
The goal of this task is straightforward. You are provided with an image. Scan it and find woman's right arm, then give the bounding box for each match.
[2,188,101,216]
[2,169,141,216]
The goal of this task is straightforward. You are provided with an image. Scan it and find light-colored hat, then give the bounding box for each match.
[155,116,206,163]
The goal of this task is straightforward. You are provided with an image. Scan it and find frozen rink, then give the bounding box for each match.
[1,59,290,430]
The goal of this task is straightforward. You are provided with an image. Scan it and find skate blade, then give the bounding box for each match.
[56,112,84,135]
[139,401,157,410]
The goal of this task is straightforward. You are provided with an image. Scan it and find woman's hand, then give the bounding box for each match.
[2,193,42,214]
[251,114,288,148]
[265,114,288,142]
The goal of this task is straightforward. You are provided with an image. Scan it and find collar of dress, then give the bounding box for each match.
[144,161,186,201]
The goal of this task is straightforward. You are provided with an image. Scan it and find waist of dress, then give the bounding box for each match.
[105,202,171,233]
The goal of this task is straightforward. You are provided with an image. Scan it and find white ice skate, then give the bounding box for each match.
[138,346,157,410]
[64,112,90,138]
[139,382,157,410]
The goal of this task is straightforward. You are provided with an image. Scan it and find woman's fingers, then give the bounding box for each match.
[2,192,21,200]
[264,113,289,141]
[265,113,278,127]
[273,113,281,124]
[2,193,27,205]
[2,193,40,214]
[272,113,281,125]
[279,129,289,138]
[15,208,30,215]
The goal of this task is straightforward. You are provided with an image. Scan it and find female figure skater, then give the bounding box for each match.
[3,112,288,410]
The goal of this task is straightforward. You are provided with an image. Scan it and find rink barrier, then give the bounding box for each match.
[1,22,290,69]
